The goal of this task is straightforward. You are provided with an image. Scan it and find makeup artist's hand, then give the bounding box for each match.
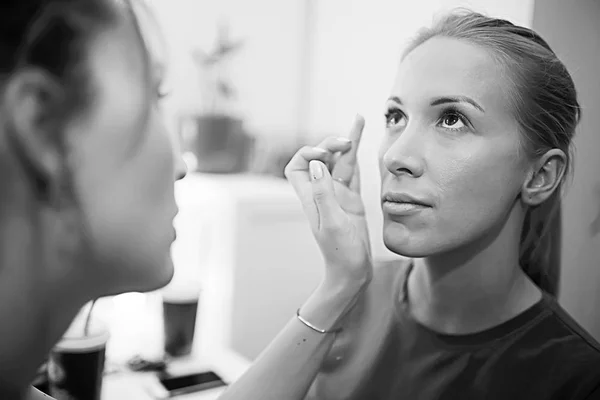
[285,115,372,293]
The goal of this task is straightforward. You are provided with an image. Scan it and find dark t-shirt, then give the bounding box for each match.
[307,260,600,400]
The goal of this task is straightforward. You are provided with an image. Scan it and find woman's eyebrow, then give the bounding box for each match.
[387,96,402,105]
[386,95,485,113]
[430,96,485,113]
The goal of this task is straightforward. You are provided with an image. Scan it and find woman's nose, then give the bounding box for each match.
[168,123,188,181]
[175,155,187,181]
[381,128,424,178]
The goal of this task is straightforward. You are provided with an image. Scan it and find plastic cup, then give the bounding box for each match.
[48,321,109,400]
[162,284,200,357]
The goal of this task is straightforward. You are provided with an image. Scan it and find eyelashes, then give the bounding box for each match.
[384,108,406,128]
[155,77,171,100]
[157,87,171,100]
[437,107,470,131]
[384,105,472,133]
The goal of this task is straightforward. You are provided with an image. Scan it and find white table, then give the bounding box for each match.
[102,349,250,400]
[98,173,328,399]
[93,292,251,400]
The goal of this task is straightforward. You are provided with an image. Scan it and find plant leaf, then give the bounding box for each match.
[217,80,235,98]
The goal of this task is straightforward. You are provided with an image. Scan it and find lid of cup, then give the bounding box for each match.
[161,281,201,303]
[54,319,110,353]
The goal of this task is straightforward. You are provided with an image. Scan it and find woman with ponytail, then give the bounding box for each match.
[241,9,600,400]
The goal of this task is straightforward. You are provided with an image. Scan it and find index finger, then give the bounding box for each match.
[284,138,353,195]
[331,114,365,184]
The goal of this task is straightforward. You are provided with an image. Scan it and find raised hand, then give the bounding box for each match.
[284,115,372,289]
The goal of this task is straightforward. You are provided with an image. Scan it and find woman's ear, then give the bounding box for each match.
[521,149,567,206]
[2,68,67,200]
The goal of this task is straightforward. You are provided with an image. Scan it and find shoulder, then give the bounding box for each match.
[543,296,600,354]
[533,296,600,398]
[584,385,600,400]
[537,295,600,367]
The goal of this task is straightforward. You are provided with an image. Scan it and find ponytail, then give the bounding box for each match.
[519,191,562,297]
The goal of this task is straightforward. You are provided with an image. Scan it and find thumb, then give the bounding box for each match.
[309,160,346,230]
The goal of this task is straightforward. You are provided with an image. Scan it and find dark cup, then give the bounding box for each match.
[162,288,199,357]
[48,326,109,400]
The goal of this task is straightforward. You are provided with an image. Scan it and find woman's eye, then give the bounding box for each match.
[385,110,407,128]
[439,112,467,131]
[157,88,170,100]
[155,80,171,100]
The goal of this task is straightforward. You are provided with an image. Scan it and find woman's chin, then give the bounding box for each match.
[115,255,175,295]
[144,256,175,292]
[383,223,430,258]
[384,240,427,258]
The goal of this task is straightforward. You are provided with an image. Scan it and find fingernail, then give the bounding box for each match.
[309,160,323,180]
[337,137,351,144]
[354,113,365,126]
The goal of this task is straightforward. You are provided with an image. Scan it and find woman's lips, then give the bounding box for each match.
[382,201,429,216]
[171,207,179,241]
[381,191,431,216]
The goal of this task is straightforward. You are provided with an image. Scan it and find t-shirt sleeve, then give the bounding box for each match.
[585,384,600,400]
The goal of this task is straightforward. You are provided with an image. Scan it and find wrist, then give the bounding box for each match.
[299,279,365,332]
[323,258,373,292]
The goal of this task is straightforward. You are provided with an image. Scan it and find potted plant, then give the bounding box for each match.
[184,22,252,174]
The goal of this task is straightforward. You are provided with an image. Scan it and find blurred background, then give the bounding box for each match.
[154,0,536,264]
[49,0,599,397]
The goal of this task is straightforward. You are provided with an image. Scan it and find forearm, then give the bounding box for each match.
[218,279,362,400]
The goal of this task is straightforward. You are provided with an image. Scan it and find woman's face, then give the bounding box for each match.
[66,5,185,294]
[379,37,528,257]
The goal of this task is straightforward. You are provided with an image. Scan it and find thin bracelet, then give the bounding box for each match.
[296,308,343,334]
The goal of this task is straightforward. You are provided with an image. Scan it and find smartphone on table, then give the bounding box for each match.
[146,370,228,399]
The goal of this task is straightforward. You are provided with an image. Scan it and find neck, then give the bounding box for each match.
[0,196,92,398]
[408,205,542,335]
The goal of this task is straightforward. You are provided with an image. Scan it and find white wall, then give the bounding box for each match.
[151,0,308,138]
[532,0,600,339]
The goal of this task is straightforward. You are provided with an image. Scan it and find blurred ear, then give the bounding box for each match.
[521,149,567,206]
[2,68,66,200]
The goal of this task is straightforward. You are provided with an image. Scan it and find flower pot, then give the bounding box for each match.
[180,115,253,174]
